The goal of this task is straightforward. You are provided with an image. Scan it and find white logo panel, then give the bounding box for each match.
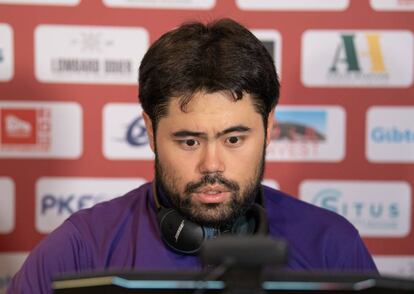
[0,0,79,5]
[302,30,413,87]
[367,107,414,163]
[35,25,148,84]
[36,177,147,233]
[0,252,29,294]
[262,179,280,190]
[0,23,13,81]
[252,30,282,78]
[300,180,412,237]
[0,177,14,234]
[0,101,82,158]
[374,255,414,278]
[267,106,345,162]
[370,0,414,11]
[103,103,153,160]
[102,0,215,9]
[236,0,349,10]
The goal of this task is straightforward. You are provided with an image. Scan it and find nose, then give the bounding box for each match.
[198,142,224,174]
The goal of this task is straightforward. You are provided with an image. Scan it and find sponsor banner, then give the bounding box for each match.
[301,30,413,87]
[300,180,412,237]
[0,23,13,82]
[0,101,82,158]
[35,25,148,84]
[0,0,79,5]
[266,106,345,162]
[374,255,414,278]
[0,177,14,234]
[252,29,282,78]
[370,0,414,11]
[0,252,28,294]
[103,103,153,160]
[236,0,349,11]
[367,107,414,163]
[102,0,215,9]
[36,177,146,233]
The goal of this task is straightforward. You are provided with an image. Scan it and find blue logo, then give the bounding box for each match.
[312,189,399,219]
[41,194,105,215]
[125,116,148,146]
[312,189,343,214]
[272,110,327,142]
[371,127,414,144]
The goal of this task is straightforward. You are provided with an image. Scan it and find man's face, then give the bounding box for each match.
[144,91,274,227]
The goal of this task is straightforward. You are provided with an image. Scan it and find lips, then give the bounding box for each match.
[195,185,228,194]
[193,185,230,204]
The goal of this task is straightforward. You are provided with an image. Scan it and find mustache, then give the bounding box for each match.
[184,173,240,194]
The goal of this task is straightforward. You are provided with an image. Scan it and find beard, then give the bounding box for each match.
[154,148,265,228]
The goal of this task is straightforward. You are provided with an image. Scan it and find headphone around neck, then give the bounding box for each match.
[152,182,268,255]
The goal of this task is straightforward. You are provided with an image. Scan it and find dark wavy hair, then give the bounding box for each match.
[139,18,280,132]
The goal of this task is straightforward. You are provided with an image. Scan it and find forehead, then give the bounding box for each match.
[159,91,262,130]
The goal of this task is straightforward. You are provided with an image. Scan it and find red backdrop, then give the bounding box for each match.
[0,0,413,285]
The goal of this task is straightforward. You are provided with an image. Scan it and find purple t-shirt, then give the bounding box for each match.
[7,183,377,293]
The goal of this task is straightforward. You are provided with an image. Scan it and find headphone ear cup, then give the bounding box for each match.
[230,203,268,235]
[157,207,206,254]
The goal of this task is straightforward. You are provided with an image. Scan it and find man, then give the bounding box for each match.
[8,18,377,293]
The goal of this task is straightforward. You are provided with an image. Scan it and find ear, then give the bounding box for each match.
[142,111,155,152]
[265,108,275,146]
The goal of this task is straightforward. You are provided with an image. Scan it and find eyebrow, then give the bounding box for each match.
[171,125,251,139]
[217,125,251,137]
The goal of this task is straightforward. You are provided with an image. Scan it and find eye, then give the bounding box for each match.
[185,139,198,146]
[178,139,200,150]
[225,136,243,147]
